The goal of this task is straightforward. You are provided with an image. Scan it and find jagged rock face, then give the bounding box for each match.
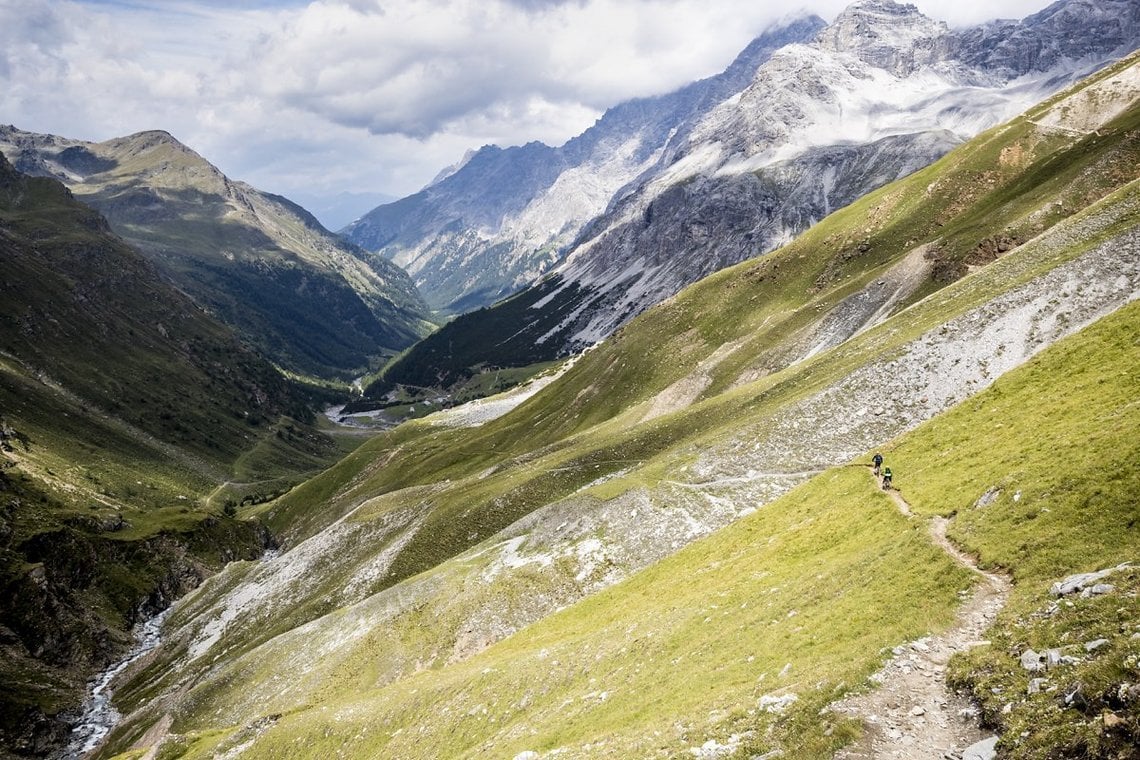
[954,0,1140,77]
[373,0,1139,388]
[815,0,952,77]
[531,130,960,350]
[342,17,828,312]
[348,141,569,313]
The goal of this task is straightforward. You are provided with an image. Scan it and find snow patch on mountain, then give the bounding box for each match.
[519,3,1137,355]
[500,134,663,253]
[677,45,1069,189]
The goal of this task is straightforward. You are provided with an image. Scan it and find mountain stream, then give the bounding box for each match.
[62,608,172,759]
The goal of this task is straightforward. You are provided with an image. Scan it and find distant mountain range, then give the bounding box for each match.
[361,0,1140,399]
[342,16,826,314]
[0,127,433,380]
[288,189,397,232]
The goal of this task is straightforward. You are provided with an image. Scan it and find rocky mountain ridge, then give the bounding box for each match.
[342,15,828,313]
[0,126,434,380]
[507,0,1140,349]
[362,0,1140,400]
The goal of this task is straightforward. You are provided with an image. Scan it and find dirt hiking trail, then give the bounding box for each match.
[830,467,1011,760]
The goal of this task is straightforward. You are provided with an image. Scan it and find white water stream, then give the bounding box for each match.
[61,608,172,759]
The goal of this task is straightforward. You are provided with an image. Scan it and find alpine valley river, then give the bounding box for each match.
[61,608,172,759]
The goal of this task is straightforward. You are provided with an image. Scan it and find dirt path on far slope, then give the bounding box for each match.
[830,468,1011,760]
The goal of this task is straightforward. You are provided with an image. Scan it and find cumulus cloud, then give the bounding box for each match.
[0,0,1056,200]
[229,0,818,142]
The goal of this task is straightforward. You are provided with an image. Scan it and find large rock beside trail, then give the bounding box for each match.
[962,736,998,760]
[1050,563,1131,596]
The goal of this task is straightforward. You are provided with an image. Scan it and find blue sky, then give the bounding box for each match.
[1,0,1057,206]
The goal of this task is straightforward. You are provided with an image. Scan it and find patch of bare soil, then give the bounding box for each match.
[640,336,750,422]
[830,469,1011,759]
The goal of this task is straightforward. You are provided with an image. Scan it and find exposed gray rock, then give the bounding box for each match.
[1037,648,1081,670]
[1062,682,1089,708]
[1117,682,1140,701]
[758,693,798,713]
[1050,563,1132,596]
[1020,648,1045,672]
[953,0,1140,78]
[816,0,952,77]
[974,488,1001,508]
[962,735,999,760]
[1028,677,1049,695]
[1085,638,1110,652]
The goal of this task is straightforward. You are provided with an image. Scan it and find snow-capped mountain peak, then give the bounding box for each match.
[346,0,1139,374]
[341,15,827,312]
[816,0,951,77]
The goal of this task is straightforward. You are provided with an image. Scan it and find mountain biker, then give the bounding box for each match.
[882,467,893,489]
[872,453,883,475]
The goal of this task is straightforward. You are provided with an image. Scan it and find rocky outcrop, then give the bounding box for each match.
[541,130,959,351]
[816,0,952,76]
[953,0,1140,78]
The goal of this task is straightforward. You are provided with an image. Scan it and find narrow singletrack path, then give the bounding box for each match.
[830,467,1011,759]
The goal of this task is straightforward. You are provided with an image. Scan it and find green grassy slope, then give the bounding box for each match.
[0,153,343,753]
[116,282,1140,760]
[111,69,1131,704]
[104,171,1138,755]
[263,54,1140,560]
[890,306,1140,759]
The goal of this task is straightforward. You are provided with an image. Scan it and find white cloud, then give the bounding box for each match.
[0,0,1057,201]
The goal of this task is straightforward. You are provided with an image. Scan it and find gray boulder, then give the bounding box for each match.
[962,735,999,760]
[1050,563,1132,596]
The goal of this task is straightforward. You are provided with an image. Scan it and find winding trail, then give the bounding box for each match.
[830,468,1011,760]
